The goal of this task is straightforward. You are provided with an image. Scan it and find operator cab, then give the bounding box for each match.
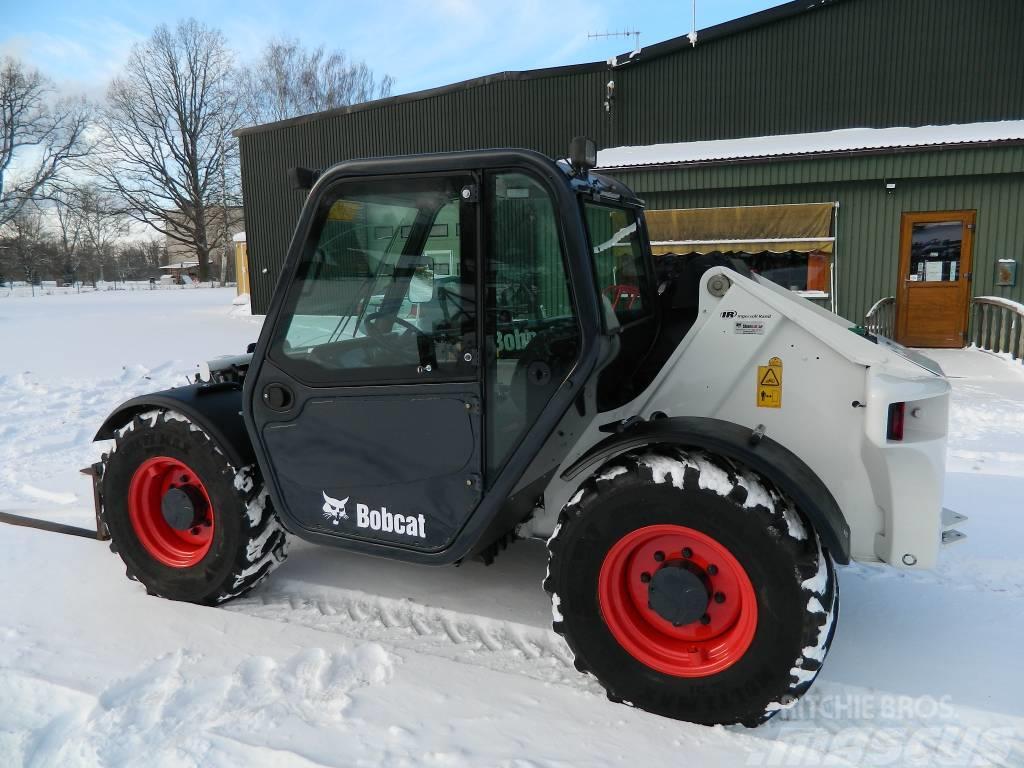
[244,141,665,561]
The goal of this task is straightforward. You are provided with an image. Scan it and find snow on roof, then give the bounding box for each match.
[597,121,1024,169]
[160,260,199,270]
[232,231,246,243]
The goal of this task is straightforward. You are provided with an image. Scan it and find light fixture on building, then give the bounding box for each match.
[885,181,897,195]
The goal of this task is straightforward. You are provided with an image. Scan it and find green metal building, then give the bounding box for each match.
[235,0,1024,347]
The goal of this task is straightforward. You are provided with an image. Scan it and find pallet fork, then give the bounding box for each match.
[0,464,109,541]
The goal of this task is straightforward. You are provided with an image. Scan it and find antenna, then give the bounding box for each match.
[689,0,698,46]
[587,29,641,54]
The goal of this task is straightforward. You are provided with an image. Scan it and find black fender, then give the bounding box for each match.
[560,417,851,564]
[94,383,256,471]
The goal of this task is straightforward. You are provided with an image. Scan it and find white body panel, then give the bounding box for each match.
[538,268,950,570]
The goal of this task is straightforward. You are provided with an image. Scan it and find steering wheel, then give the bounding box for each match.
[365,310,427,342]
[437,284,475,330]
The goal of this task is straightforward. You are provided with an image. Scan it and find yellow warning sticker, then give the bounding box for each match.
[757,356,783,408]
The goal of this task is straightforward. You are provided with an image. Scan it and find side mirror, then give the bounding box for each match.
[408,257,435,303]
[288,166,320,191]
[569,136,597,176]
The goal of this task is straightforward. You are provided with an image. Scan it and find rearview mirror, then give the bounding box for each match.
[408,259,435,303]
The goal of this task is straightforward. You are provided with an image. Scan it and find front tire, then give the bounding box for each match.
[101,409,288,604]
[545,448,837,726]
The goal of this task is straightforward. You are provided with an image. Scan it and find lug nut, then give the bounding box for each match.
[707,564,719,575]
[640,572,651,583]
[700,613,711,625]
[682,547,693,558]
[714,592,726,603]
[654,551,665,562]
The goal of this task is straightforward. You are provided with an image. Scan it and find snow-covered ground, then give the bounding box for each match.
[1,289,1023,767]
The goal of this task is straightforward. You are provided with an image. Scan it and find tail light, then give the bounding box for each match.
[407,303,419,318]
[887,402,906,441]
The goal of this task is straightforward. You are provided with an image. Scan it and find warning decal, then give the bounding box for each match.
[757,356,783,408]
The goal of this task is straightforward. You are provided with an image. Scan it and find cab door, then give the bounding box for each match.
[247,173,483,552]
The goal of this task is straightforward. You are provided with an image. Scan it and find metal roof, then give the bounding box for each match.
[233,0,848,138]
[597,121,1024,169]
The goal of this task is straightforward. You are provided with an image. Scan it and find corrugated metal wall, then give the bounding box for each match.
[239,0,1024,312]
[629,172,1024,323]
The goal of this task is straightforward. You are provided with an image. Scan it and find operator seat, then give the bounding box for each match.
[633,253,753,387]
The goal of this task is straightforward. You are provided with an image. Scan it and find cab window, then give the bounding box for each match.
[270,176,476,384]
[584,202,651,325]
[485,171,581,479]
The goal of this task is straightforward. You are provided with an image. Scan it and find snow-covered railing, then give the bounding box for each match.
[864,296,895,338]
[971,296,1024,361]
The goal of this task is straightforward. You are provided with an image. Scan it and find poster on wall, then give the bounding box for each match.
[996,259,1017,287]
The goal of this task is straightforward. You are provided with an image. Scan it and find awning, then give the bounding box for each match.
[645,203,835,256]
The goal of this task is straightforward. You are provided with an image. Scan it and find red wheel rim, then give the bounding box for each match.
[598,524,757,677]
[128,456,215,568]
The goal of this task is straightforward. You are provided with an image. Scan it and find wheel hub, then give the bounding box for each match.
[160,486,208,531]
[128,456,215,568]
[598,524,758,678]
[647,562,710,627]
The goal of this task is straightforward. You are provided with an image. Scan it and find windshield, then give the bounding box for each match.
[583,202,651,325]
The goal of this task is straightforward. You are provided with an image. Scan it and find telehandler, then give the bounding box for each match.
[89,139,961,725]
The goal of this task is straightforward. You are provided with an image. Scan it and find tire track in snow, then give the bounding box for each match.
[224,585,599,693]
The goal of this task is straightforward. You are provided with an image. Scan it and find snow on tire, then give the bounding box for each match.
[100,409,289,605]
[544,447,838,726]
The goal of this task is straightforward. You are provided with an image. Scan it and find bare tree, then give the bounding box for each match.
[51,185,86,281]
[240,38,394,125]
[90,19,241,282]
[49,183,127,283]
[115,237,166,281]
[6,205,46,286]
[1,57,92,227]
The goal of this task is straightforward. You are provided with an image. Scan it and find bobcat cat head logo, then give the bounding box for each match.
[321,492,349,525]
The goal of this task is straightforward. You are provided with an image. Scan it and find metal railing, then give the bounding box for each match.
[970,296,1024,361]
[863,296,895,338]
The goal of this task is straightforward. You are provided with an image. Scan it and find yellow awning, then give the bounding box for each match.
[646,203,835,255]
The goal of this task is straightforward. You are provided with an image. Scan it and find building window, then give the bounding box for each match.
[645,203,836,301]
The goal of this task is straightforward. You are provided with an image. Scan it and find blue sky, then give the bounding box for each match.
[1,0,780,99]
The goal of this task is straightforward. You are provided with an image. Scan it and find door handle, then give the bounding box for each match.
[262,383,294,412]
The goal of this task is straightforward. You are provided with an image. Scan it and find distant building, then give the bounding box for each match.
[164,206,245,280]
[235,0,1023,349]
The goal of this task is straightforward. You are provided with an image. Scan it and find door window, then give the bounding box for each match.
[270,176,476,384]
[908,221,963,282]
[583,202,651,324]
[485,172,581,478]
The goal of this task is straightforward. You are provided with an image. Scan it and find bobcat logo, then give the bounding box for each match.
[321,492,349,525]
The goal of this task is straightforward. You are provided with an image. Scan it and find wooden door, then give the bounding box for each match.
[895,211,974,348]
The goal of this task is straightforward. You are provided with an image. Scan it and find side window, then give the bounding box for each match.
[485,172,581,479]
[584,203,651,325]
[271,176,476,384]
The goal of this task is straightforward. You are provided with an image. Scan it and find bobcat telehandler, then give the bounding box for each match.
[89,139,960,726]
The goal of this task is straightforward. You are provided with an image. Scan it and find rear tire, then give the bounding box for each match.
[101,409,288,604]
[545,447,837,726]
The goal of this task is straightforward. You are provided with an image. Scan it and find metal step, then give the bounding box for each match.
[942,507,968,528]
[941,529,967,546]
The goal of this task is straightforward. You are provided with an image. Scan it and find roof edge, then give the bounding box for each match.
[598,139,1024,172]
[233,0,848,139]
